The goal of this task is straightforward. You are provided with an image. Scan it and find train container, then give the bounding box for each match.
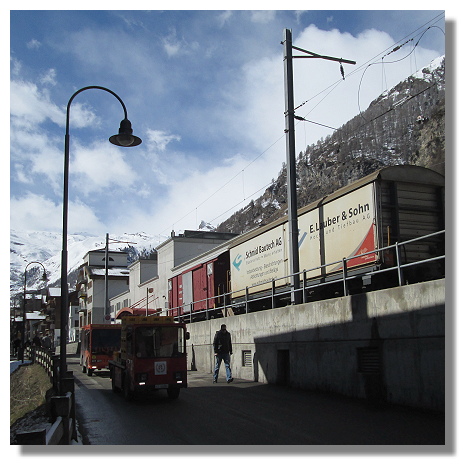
[168,165,444,320]
[229,165,444,305]
[168,248,231,320]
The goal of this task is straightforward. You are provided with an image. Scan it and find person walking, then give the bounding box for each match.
[32,334,41,347]
[213,324,233,383]
[42,333,52,351]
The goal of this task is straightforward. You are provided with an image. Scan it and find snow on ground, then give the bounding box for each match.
[10,359,31,374]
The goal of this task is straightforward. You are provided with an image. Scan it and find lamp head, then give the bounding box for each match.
[109,118,142,147]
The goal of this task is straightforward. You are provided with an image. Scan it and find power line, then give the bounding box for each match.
[155,13,444,239]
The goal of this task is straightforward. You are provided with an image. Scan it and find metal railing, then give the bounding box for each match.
[168,230,445,323]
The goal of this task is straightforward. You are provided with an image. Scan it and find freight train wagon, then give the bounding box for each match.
[168,165,445,320]
[168,247,231,320]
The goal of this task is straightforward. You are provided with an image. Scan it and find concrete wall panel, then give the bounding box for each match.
[186,279,445,411]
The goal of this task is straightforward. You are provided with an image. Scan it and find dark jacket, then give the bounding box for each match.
[213,329,232,354]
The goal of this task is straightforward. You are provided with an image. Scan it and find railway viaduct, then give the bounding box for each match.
[186,278,445,412]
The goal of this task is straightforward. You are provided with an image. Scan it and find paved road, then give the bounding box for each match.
[69,356,445,446]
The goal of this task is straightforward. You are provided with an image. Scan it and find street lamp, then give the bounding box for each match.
[21,261,47,362]
[60,86,141,394]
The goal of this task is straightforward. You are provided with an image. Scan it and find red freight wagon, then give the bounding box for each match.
[168,251,230,321]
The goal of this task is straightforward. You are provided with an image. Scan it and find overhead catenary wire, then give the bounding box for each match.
[357,23,445,120]
[296,12,444,119]
[156,13,444,240]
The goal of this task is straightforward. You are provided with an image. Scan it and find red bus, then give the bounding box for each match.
[109,316,189,400]
[80,324,121,376]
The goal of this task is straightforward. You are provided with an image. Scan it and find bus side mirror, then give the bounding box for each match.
[185,332,190,340]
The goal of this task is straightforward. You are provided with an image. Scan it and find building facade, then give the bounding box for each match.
[109,230,238,319]
[76,249,130,326]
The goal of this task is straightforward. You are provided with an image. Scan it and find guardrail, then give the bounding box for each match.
[168,229,445,322]
[16,346,77,445]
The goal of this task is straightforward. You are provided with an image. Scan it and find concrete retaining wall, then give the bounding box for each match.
[187,279,445,411]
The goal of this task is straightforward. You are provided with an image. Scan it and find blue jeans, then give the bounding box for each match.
[213,353,232,382]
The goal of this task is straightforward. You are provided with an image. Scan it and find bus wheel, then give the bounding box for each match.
[167,386,180,399]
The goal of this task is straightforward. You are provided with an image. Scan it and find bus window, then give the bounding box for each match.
[91,329,121,355]
[135,327,184,358]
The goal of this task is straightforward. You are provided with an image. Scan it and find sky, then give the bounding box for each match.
[9,7,447,245]
[7,5,470,464]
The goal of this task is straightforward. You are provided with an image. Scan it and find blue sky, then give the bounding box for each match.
[10,8,446,243]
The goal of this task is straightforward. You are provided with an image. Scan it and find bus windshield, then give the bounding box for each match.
[91,329,121,355]
[134,326,184,358]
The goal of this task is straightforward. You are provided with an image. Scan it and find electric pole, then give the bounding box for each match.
[282,28,355,305]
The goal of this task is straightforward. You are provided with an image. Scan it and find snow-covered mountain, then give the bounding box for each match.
[10,230,164,295]
[218,56,445,234]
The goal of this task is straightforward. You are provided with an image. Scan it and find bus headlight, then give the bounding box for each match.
[137,373,148,384]
[174,371,183,383]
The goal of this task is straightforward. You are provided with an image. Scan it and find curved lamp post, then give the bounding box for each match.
[60,86,141,394]
[21,261,48,362]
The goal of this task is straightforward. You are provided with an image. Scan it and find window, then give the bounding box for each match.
[242,350,252,367]
[91,328,121,354]
[357,347,381,373]
[134,326,185,358]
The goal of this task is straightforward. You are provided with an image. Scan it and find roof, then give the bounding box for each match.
[14,312,46,321]
[116,307,159,320]
[48,287,61,297]
[88,267,130,277]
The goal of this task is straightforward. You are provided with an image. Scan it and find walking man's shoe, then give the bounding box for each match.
[227,378,233,383]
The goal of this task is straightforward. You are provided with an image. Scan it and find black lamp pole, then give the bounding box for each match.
[60,86,141,394]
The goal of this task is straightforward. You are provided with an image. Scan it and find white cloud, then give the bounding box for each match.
[217,11,232,27]
[39,68,57,86]
[114,148,280,236]
[10,193,105,234]
[146,129,181,152]
[27,39,41,49]
[11,76,98,130]
[71,141,138,195]
[10,79,63,126]
[250,11,276,24]
[162,28,199,57]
